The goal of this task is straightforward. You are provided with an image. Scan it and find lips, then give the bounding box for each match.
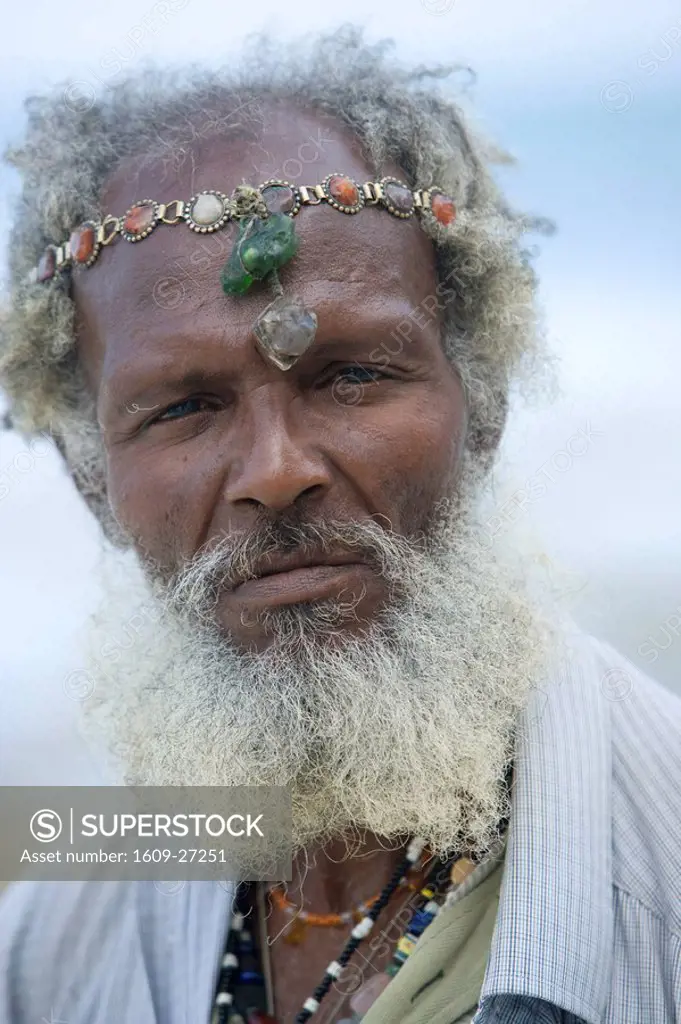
[226,552,379,610]
[232,551,365,589]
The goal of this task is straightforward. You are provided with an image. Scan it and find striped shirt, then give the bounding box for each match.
[0,626,680,1023]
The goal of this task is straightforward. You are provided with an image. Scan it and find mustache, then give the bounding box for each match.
[163,513,418,613]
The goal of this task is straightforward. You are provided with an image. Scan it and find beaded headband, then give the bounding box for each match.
[28,173,456,371]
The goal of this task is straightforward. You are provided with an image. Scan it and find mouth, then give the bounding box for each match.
[229,554,379,608]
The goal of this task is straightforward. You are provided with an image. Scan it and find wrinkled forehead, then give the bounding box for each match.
[73,101,440,382]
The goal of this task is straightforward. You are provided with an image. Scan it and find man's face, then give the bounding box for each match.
[74,101,468,650]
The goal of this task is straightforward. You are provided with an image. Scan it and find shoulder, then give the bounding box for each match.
[581,632,681,815]
[585,630,681,731]
[0,879,142,1020]
[0,877,232,1022]
[541,623,681,755]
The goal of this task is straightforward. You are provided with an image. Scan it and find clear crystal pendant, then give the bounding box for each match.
[253,293,318,371]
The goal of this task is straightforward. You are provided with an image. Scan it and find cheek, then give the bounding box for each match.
[392,399,466,516]
[335,381,467,531]
[106,441,222,563]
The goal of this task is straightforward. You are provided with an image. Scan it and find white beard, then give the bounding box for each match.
[81,458,562,859]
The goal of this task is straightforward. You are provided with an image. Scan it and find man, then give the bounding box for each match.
[0,23,679,1024]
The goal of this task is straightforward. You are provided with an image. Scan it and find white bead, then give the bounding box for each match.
[215,992,233,1005]
[424,900,440,916]
[351,916,374,939]
[326,960,343,978]
[231,912,244,931]
[303,997,320,1013]
[221,952,239,968]
[406,837,427,862]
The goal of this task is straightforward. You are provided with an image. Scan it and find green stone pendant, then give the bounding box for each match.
[221,213,298,296]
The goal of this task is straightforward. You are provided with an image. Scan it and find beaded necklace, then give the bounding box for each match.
[211,760,513,1024]
[268,857,430,943]
[210,837,476,1024]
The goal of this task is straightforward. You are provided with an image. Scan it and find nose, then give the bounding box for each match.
[226,390,333,513]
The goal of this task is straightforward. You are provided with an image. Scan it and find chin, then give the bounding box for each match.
[215,580,389,653]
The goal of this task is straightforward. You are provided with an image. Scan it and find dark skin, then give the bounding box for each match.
[74,100,469,1021]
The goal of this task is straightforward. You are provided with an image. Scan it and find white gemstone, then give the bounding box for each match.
[216,992,233,1005]
[303,997,320,1013]
[253,294,318,371]
[326,961,343,978]
[222,952,238,968]
[191,193,224,225]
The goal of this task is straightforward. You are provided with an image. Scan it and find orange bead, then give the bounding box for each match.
[270,884,382,928]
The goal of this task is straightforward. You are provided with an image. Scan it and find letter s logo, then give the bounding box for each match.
[30,809,63,842]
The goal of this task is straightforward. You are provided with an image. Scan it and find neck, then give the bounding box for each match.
[281,831,414,914]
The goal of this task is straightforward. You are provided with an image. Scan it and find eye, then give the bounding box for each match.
[330,363,389,384]
[153,397,213,423]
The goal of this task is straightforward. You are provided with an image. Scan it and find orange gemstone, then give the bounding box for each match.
[431,193,456,226]
[36,247,56,282]
[123,203,155,236]
[69,224,96,264]
[328,175,359,208]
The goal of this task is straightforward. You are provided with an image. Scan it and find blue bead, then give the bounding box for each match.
[238,970,264,984]
[408,910,435,935]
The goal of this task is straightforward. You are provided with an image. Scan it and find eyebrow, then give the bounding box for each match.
[101,308,437,420]
[102,366,225,420]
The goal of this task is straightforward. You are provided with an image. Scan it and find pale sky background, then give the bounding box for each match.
[0,0,679,784]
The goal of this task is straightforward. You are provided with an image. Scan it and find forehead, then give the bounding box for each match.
[73,101,440,384]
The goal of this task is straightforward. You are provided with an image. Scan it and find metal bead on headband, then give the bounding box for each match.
[28,173,457,372]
